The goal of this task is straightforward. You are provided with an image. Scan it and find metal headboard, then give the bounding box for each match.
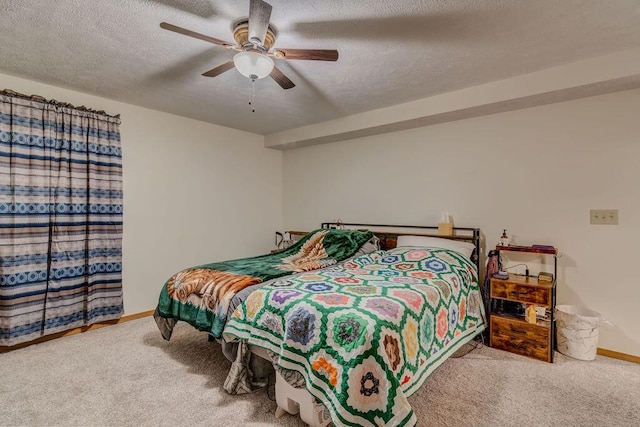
[321,222,481,273]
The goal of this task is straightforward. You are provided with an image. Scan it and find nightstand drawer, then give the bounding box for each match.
[491,280,551,306]
[490,315,550,361]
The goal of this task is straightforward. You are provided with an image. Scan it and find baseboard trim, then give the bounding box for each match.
[597,347,640,364]
[0,309,155,354]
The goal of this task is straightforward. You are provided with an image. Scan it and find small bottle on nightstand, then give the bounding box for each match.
[499,229,509,246]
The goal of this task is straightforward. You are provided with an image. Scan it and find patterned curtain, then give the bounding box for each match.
[0,90,123,346]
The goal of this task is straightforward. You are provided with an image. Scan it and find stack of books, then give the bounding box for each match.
[532,244,556,251]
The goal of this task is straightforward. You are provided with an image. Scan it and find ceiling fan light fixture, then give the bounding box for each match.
[233,51,274,80]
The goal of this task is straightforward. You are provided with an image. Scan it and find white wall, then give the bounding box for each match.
[0,73,282,315]
[282,88,640,357]
[266,48,640,149]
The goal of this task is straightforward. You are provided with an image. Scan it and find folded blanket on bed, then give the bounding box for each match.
[155,229,374,339]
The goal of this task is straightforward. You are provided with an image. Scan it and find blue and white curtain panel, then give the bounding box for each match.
[0,91,123,346]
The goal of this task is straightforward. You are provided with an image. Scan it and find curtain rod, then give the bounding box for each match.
[0,88,120,119]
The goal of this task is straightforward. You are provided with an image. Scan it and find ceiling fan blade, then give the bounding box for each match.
[248,0,272,45]
[270,66,295,90]
[202,61,236,77]
[274,49,339,61]
[160,22,233,47]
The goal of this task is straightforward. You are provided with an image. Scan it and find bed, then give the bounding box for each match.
[222,223,485,426]
[153,228,377,341]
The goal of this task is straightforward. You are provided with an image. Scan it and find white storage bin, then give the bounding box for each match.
[555,305,602,361]
[274,370,331,427]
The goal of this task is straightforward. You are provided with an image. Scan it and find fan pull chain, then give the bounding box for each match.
[249,79,256,113]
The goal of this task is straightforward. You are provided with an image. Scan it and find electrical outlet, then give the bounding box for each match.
[590,209,618,225]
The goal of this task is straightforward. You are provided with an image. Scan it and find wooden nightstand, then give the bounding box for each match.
[489,245,557,363]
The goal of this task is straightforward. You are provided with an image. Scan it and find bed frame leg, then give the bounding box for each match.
[275,406,288,419]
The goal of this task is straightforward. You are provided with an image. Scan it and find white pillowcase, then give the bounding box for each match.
[396,235,475,259]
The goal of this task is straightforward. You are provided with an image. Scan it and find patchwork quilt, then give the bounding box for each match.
[224,247,486,426]
[155,229,374,339]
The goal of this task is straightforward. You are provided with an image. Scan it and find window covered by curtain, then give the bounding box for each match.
[0,90,123,346]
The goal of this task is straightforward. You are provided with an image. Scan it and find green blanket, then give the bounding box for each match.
[156,229,374,338]
[224,247,486,426]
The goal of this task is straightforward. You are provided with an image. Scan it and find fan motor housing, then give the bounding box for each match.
[233,21,277,51]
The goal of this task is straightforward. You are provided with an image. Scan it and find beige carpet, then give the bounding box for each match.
[0,318,638,426]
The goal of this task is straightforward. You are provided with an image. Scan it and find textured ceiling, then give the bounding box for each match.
[1,0,639,135]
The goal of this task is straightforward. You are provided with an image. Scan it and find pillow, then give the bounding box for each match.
[396,235,475,259]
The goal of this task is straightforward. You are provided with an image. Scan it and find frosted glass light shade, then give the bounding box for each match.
[233,51,274,80]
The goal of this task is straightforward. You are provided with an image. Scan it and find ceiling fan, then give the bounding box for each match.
[160,0,339,90]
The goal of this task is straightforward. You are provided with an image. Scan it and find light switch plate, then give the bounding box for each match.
[590,209,618,225]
